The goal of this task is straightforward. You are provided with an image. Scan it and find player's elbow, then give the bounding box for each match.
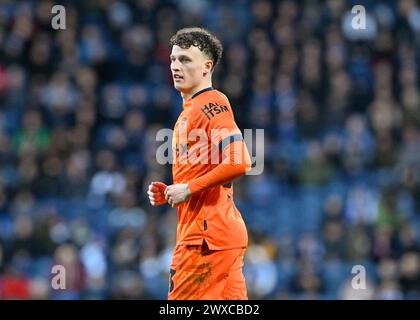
[231,161,249,177]
[229,154,252,177]
[242,150,252,174]
[244,161,252,174]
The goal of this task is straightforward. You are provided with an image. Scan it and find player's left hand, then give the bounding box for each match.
[164,183,192,208]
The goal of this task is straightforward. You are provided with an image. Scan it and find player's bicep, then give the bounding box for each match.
[194,98,243,159]
[206,107,241,145]
[221,139,252,171]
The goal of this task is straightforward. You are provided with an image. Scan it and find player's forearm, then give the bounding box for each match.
[188,141,251,194]
[188,163,246,193]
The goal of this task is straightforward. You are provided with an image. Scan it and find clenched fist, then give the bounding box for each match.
[147,181,168,206]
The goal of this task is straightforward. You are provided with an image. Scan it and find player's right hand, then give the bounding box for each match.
[147,181,168,206]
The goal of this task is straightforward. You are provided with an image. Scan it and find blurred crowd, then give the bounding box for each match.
[0,0,420,300]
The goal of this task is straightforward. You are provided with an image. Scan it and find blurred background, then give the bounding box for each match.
[0,0,420,300]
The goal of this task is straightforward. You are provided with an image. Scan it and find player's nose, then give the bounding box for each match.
[171,60,181,71]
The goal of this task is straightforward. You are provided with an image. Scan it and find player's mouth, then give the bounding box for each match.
[173,74,183,82]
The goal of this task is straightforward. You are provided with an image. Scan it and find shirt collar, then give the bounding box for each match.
[190,86,214,100]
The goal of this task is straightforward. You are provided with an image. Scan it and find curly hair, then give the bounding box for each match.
[170,27,223,70]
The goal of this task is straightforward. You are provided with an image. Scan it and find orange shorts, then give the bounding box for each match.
[168,241,248,300]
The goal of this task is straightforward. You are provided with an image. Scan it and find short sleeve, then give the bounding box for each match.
[198,95,243,151]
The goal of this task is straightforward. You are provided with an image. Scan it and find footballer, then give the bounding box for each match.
[147,27,251,300]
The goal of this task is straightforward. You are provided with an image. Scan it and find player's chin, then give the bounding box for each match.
[174,81,190,91]
[173,82,184,90]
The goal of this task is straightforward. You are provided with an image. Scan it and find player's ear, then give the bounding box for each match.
[203,60,213,76]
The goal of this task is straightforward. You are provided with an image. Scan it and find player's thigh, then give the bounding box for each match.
[168,245,239,300]
[221,249,248,300]
[168,244,215,300]
[197,248,245,299]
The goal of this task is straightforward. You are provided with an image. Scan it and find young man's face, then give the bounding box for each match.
[170,45,212,94]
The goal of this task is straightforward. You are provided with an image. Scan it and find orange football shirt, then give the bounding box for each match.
[172,87,249,250]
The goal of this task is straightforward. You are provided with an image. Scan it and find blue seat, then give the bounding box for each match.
[322,261,351,295]
[276,260,296,291]
[293,187,324,234]
[271,197,296,237]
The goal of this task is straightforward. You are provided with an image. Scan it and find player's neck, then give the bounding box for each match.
[181,81,213,103]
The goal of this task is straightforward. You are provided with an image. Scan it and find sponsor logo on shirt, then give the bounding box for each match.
[201,102,229,120]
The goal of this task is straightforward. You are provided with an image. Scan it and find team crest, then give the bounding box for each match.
[179,117,187,130]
